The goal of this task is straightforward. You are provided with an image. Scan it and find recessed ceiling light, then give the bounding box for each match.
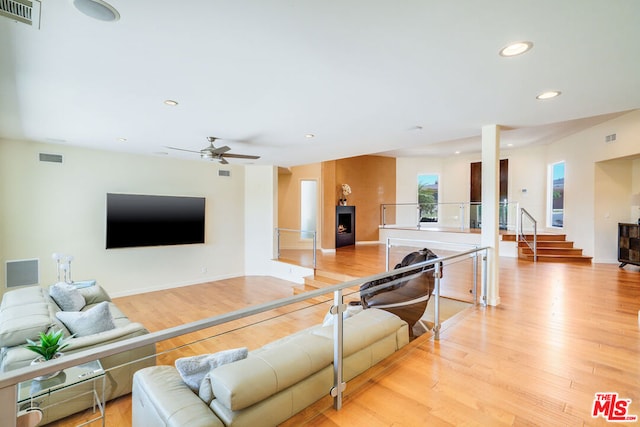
[117,137,127,142]
[73,0,120,22]
[164,100,179,106]
[507,143,513,147]
[499,41,533,57]
[536,90,561,100]
[454,151,461,155]
[305,134,315,138]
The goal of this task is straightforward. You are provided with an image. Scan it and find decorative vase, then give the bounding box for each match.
[339,199,347,206]
[30,352,63,381]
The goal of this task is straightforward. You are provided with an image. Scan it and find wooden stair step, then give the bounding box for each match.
[519,247,583,256]
[517,240,574,248]
[502,233,567,242]
[518,234,567,241]
[520,254,592,263]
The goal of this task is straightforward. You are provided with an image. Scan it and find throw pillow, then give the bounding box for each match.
[175,347,248,398]
[49,282,86,311]
[55,301,115,337]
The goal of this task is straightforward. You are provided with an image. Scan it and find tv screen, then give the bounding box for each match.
[106,193,205,249]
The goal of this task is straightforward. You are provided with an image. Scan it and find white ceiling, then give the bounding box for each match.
[1,1,639,167]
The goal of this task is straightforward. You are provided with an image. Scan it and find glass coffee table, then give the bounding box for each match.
[17,360,105,426]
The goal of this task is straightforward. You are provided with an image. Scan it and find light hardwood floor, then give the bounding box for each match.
[49,246,640,426]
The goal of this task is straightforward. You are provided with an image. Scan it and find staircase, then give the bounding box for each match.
[502,233,592,263]
[293,269,360,302]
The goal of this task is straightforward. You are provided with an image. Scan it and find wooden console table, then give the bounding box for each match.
[618,223,640,267]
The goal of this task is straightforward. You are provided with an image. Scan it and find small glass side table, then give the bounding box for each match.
[17,360,106,426]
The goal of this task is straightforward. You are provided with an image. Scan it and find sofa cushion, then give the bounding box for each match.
[77,284,111,305]
[311,308,407,357]
[209,333,333,411]
[49,282,86,311]
[56,301,115,337]
[133,366,225,427]
[0,286,48,310]
[0,302,53,347]
[174,348,248,395]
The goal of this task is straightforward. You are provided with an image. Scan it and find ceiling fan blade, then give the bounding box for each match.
[219,157,229,165]
[211,145,231,154]
[222,153,261,160]
[166,146,201,154]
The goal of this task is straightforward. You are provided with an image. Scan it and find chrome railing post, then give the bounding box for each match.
[312,231,317,270]
[381,205,386,228]
[385,237,391,271]
[533,221,537,262]
[417,205,421,229]
[472,249,478,304]
[460,203,465,231]
[330,289,347,410]
[275,227,281,259]
[433,262,441,340]
[482,249,488,306]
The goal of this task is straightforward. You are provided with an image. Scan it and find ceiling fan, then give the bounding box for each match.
[167,137,260,164]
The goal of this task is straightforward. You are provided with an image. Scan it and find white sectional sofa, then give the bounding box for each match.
[0,284,156,424]
[132,308,409,427]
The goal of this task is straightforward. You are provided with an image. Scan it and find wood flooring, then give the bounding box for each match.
[47,246,640,426]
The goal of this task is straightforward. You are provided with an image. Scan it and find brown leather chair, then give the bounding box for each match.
[352,248,441,338]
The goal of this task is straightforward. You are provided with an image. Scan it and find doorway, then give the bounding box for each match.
[469,159,509,229]
[300,179,317,239]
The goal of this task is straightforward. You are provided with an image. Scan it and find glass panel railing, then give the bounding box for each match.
[381,202,520,232]
[275,227,317,269]
[0,245,488,425]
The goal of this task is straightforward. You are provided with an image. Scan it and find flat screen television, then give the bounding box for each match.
[106,193,206,249]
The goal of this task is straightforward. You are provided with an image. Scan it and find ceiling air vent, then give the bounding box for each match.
[0,0,41,27]
[218,169,231,177]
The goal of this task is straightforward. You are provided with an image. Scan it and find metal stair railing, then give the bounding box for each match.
[519,208,537,262]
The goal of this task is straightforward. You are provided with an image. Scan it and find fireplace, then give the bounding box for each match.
[336,205,355,247]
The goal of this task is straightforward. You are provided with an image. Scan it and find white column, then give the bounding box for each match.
[481,125,501,306]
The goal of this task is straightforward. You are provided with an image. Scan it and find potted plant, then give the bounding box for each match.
[26,329,71,380]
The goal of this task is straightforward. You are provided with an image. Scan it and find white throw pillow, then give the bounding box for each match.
[175,347,248,399]
[56,301,115,337]
[49,282,86,311]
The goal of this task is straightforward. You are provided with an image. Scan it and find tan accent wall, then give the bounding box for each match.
[321,161,337,249]
[322,155,396,248]
[278,156,396,250]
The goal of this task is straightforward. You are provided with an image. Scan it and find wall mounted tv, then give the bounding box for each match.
[106,193,206,249]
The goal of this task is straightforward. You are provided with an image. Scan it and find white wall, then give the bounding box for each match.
[0,139,247,297]
[395,109,640,262]
[548,109,640,261]
[244,165,277,275]
[395,144,548,230]
[594,159,632,263]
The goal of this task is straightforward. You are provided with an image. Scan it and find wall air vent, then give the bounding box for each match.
[218,169,231,177]
[6,258,39,288]
[0,0,41,28]
[605,133,617,143]
[39,153,63,163]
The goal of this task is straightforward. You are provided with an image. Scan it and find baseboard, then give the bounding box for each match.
[320,248,336,254]
[109,273,243,298]
[356,241,381,245]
